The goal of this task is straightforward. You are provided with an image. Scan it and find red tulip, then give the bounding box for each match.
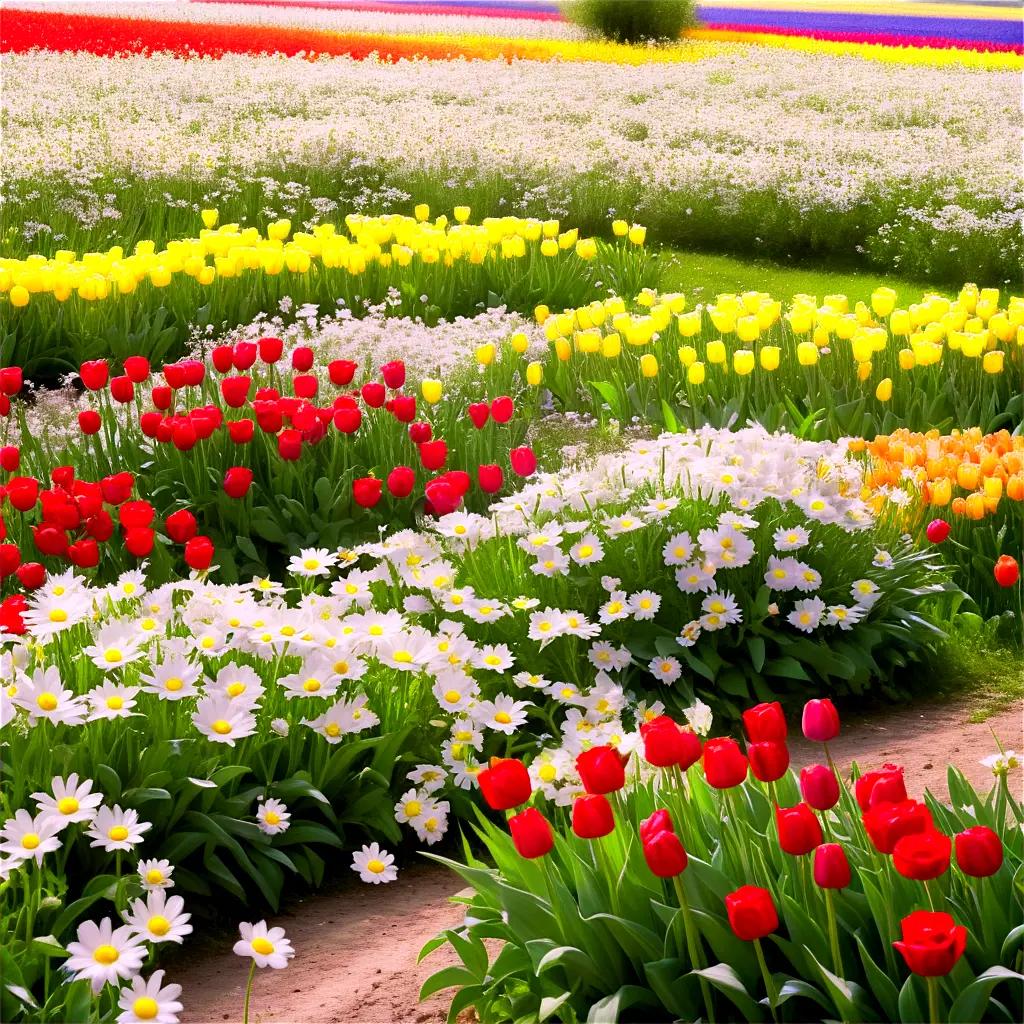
[328,359,357,386]
[490,396,514,423]
[170,421,196,452]
[424,479,460,516]
[478,757,532,811]
[100,472,133,506]
[139,412,162,438]
[572,794,614,839]
[54,467,77,491]
[509,446,537,477]
[576,746,626,795]
[467,402,489,429]
[725,886,778,941]
[123,356,150,383]
[0,544,20,577]
[0,594,26,635]
[181,360,205,387]
[211,345,234,373]
[353,476,383,509]
[119,500,154,530]
[361,382,386,408]
[954,826,1003,878]
[184,535,215,571]
[926,519,950,544]
[0,395,8,417]
[80,360,109,391]
[813,843,851,889]
[278,429,302,460]
[801,698,840,742]
[16,561,45,589]
[109,376,134,403]
[123,527,154,558]
[893,830,951,881]
[293,374,318,400]
[162,363,187,389]
[67,538,100,568]
[0,367,23,396]
[419,440,448,472]
[165,509,197,544]
[742,701,787,743]
[291,346,314,372]
[641,809,674,843]
[445,470,471,496]
[259,336,283,363]
[477,464,503,494]
[509,807,553,859]
[855,764,907,811]
[893,911,967,977]
[640,716,686,768]
[863,799,933,854]
[0,446,19,472]
[78,410,102,435]
[408,421,432,444]
[151,385,172,410]
[233,342,257,371]
[6,477,39,512]
[994,554,1019,588]
[386,466,415,499]
[380,360,405,390]
[224,467,254,499]
[333,406,362,434]
[643,830,688,878]
[678,729,703,771]
[228,419,255,444]
[702,737,748,789]
[85,511,114,542]
[776,802,823,856]
[800,764,840,810]
[220,376,251,408]
[748,741,790,783]
[388,395,416,423]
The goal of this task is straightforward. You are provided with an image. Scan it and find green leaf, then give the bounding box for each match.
[897,975,923,1023]
[693,963,766,1021]
[418,965,479,1002]
[586,984,656,1023]
[948,966,1024,1024]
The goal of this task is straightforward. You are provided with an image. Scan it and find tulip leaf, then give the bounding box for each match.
[948,966,1024,1024]
[693,963,767,1021]
[539,992,573,1022]
[419,966,480,1002]
[897,975,923,1023]
[999,923,1024,962]
[855,934,900,1022]
[586,984,657,1023]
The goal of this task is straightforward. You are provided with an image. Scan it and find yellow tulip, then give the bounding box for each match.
[677,345,697,367]
[421,379,443,404]
[526,361,543,386]
[787,308,813,334]
[890,310,911,336]
[601,334,621,359]
[857,360,872,381]
[198,266,216,286]
[558,229,578,250]
[534,304,550,324]
[267,219,291,241]
[676,311,701,337]
[9,285,29,307]
[201,209,219,229]
[706,340,726,364]
[871,287,897,317]
[475,343,495,366]
[414,203,430,222]
[575,238,597,260]
[929,478,952,506]
[640,353,659,378]
[510,332,528,354]
[984,476,1003,500]
[687,361,706,385]
[454,206,470,223]
[555,339,571,362]
[149,266,172,288]
[824,293,849,314]
[851,335,874,363]
[628,225,647,245]
[612,219,629,237]
[983,350,1005,374]
[540,239,558,258]
[898,348,916,370]
[797,341,819,366]
[875,377,892,402]
[736,316,760,343]
[957,463,980,490]
[733,350,755,376]
[759,346,780,371]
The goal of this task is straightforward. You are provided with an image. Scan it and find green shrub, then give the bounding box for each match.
[562,0,697,43]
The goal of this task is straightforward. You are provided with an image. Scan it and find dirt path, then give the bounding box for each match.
[173,698,1022,1024]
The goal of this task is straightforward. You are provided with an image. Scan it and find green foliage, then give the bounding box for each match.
[561,0,697,43]
[423,768,1024,1023]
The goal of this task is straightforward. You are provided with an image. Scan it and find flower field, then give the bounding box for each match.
[0,3,1021,1024]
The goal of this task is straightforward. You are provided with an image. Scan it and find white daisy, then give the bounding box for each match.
[123,891,192,945]
[351,843,398,885]
[86,805,151,853]
[33,774,103,830]
[0,809,63,864]
[116,969,183,1024]
[65,917,147,993]
[256,798,290,836]
[788,597,826,633]
[233,921,295,969]
[287,548,338,578]
[138,859,175,892]
[649,656,682,685]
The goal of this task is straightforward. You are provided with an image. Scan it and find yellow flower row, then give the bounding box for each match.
[0,208,645,307]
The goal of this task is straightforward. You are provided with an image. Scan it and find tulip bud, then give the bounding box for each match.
[184,535,215,571]
[380,360,405,390]
[78,410,102,435]
[353,476,383,509]
[954,826,1003,877]
[776,802,823,856]
[702,737,748,789]
[478,757,532,811]
[855,764,907,811]
[801,698,840,742]
[509,447,536,477]
[748,741,790,783]
[576,745,626,795]
[386,466,415,499]
[259,336,283,363]
[725,886,778,941]
[643,830,688,878]
[477,464,503,494]
[165,509,197,544]
[572,794,614,840]
[742,701,787,743]
[800,764,840,810]
[223,467,254,499]
[467,402,490,429]
[813,843,851,889]
[508,807,553,859]
[893,910,967,977]
[926,518,950,543]
[419,440,448,472]
[893,830,951,881]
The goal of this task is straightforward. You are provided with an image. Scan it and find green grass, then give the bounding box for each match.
[656,248,947,306]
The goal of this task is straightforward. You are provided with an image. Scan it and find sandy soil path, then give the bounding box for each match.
[173,698,1022,1024]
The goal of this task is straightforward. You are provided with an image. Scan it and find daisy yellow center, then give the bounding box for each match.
[201,637,215,649]
[124,583,137,595]
[710,601,725,613]
[578,545,593,558]
[264,811,281,825]
[345,584,358,594]
[141,618,156,630]
[560,687,575,699]
[302,559,320,570]
[639,598,652,609]
[325,723,341,737]
[450,595,463,605]
[483,655,501,666]
[773,569,787,579]
[800,613,812,624]
[443,690,461,704]
[145,869,164,884]
[53,586,66,596]
[21,833,40,850]
[538,622,552,632]
[93,945,119,965]
[596,698,610,713]
[133,997,159,1020]
[49,609,68,623]
[104,649,123,664]
[148,915,171,937]
[539,764,557,782]
[454,729,472,741]
[787,534,799,543]
[393,651,413,663]
[405,800,422,817]
[674,547,686,557]
[333,661,348,674]
[109,825,129,841]
[454,525,466,535]
[165,677,184,691]
[366,859,386,874]
[303,679,321,692]
[369,625,383,636]
[227,682,246,697]
[721,537,734,549]
[493,710,513,726]
[479,606,493,615]
[280,626,296,637]
[106,696,124,710]
[58,797,79,814]
[212,719,232,735]
[37,693,58,711]
[251,937,274,955]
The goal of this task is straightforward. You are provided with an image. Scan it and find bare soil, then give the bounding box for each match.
[174,698,1022,1024]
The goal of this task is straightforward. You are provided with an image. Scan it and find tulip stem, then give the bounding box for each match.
[753,938,779,1023]
[927,976,940,1024]
[672,875,715,1024]
[242,960,257,1024]
[824,889,843,977]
